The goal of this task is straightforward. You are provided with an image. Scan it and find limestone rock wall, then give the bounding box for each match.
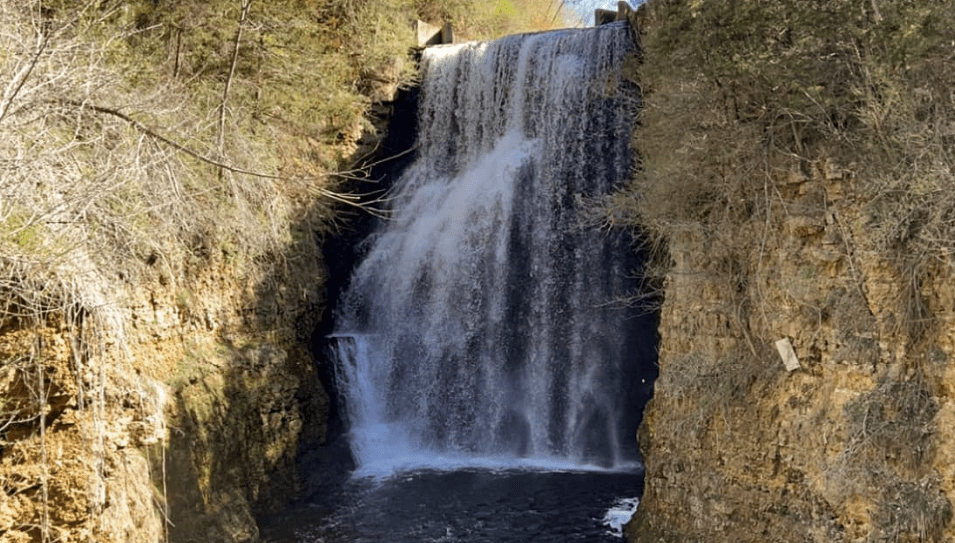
[628,161,955,541]
[136,255,330,543]
[0,245,329,542]
[0,319,168,543]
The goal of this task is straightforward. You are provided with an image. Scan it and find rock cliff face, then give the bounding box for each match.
[0,19,407,536]
[620,0,955,539]
[628,159,955,541]
[0,244,330,542]
[142,255,331,543]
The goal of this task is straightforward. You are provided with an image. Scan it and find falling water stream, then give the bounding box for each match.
[263,22,655,542]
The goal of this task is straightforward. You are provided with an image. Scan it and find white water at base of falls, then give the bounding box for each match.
[332,22,644,476]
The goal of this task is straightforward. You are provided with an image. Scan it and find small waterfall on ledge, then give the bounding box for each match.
[331,22,645,475]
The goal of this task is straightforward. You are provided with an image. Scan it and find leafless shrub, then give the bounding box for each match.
[620,0,955,347]
[660,345,779,439]
[826,287,881,366]
[826,369,939,519]
[878,480,952,543]
[845,372,937,474]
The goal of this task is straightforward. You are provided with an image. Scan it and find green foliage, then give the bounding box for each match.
[5,212,44,253]
[416,0,574,39]
[494,0,519,18]
[99,0,386,160]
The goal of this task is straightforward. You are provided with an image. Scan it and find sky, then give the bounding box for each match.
[563,0,644,26]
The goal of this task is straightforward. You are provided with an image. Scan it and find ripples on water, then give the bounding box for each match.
[261,468,641,542]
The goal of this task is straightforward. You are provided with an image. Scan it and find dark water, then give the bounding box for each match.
[261,469,641,543]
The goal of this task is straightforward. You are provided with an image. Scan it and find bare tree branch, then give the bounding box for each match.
[52,99,393,214]
[0,30,49,124]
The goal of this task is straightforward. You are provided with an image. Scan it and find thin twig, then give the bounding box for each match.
[0,31,49,124]
[341,144,418,175]
[35,330,50,543]
[218,0,253,167]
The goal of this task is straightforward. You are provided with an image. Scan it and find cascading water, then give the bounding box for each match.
[260,22,655,543]
[331,22,646,475]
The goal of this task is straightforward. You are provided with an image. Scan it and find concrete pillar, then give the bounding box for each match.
[616,1,634,21]
[415,20,454,47]
[415,20,442,47]
[596,1,635,25]
[441,23,454,45]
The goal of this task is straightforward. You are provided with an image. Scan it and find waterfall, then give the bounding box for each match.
[332,23,644,474]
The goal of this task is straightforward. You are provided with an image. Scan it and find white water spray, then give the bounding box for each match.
[332,23,642,475]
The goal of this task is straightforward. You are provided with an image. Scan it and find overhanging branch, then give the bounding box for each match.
[53,98,391,215]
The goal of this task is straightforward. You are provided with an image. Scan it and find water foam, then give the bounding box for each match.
[602,497,640,538]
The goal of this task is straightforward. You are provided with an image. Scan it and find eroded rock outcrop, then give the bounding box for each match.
[0,243,330,542]
[629,160,955,542]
